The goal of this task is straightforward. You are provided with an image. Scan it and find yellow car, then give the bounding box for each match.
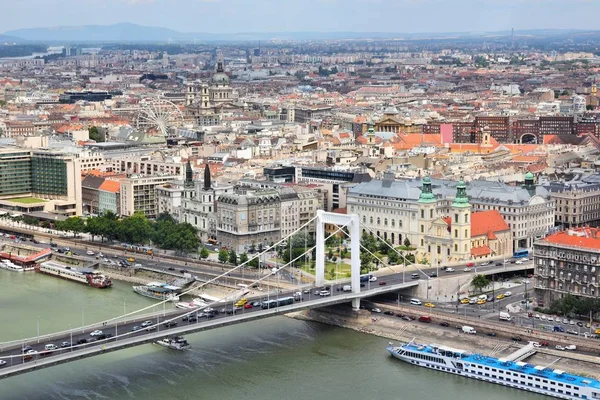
[477,299,486,305]
[496,294,505,300]
[127,257,135,262]
[460,298,470,304]
[424,303,435,308]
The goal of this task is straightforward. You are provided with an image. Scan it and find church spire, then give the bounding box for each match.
[452,177,470,208]
[203,163,212,190]
[185,160,193,187]
[418,174,436,203]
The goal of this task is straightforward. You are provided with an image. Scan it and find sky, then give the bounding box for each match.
[2,0,599,33]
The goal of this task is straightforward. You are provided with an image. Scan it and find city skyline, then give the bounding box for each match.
[2,0,599,35]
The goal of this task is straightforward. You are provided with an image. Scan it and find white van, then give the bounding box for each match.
[462,326,477,334]
[499,312,512,321]
[44,344,58,351]
[342,285,352,292]
[410,299,422,305]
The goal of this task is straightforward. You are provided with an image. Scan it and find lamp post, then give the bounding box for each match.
[36,316,40,344]
[81,307,85,333]
[123,299,127,323]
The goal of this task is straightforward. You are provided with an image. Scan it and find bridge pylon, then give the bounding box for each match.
[315,210,361,310]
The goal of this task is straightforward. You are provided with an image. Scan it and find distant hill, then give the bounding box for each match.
[4,23,182,42]
[0,34,26,44]
[3,23,598,43]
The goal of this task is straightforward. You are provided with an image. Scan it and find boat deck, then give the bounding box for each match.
[463,354,600,389]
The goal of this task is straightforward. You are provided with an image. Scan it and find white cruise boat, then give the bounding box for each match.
[192,298,208,308]
[387,340,600,400]
[133,282,180,302]
[174,302,198,310]
[153,336,191,351]
[1,260,24,272]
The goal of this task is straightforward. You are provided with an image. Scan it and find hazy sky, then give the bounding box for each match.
[2,0,599,33]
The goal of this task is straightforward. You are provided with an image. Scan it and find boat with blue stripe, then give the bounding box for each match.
[387,340,600,399]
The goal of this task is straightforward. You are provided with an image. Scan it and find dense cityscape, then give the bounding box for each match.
[1,5,600,400]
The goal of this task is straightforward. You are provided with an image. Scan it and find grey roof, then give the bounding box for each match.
[82,175,105,190]
[349,177,549,204]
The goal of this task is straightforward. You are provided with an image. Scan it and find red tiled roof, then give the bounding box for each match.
[542,228,600,251]
[332,208,347,214]
[471,245,492,257]
[471,210,510,237]
[99,180,120,193]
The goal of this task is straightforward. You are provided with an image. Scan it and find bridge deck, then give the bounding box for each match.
[0,281,417,380]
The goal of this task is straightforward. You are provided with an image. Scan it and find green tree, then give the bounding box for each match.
[118,212,153,244]
[327,248,334,260]
[85,216,103,241]
[471,274,490,293]
[388,250,399,265]
[97,210,120,241]
[248,255,259,268]
[218,248,229,263]
[171,223,199,254]
[199,247,209,259]
[403,237,411,248]
[361,231,378,253]
[228,249,238,265]
[360,251,373,271]
[239,252,249,265]
[56,216,86,237]
[328,268,336,279]
[88,126,105,142]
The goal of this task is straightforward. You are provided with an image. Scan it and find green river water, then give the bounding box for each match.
[0,270,545,400]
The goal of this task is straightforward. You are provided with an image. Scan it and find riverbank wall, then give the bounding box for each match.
[288,305,600,379]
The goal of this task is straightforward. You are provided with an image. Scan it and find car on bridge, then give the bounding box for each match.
[0,360,6,367]
[131,326,142,332]
[90,330,103,337]
[445,268,455,272]
[60,341,72,348]
[424,303,435,308]
[141,320,153,328]
[163,321,177,328]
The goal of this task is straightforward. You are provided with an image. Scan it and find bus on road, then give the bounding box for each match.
[513,249,529,258]
[261,297,294,309]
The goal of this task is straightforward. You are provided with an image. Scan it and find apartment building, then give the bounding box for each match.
[217,189,281,253]
[534,227,600,307]
[120,175,179,218]
[545,174,600,228]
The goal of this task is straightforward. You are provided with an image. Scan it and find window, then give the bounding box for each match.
[455,214,458,223]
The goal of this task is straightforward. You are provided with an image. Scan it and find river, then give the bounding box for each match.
[0,270,546,400]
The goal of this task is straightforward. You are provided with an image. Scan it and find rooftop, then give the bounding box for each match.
[540,228,600,251]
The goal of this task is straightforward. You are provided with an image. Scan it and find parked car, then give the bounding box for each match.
[383,311,394,316]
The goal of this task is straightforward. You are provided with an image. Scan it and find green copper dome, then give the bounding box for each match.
[418,175,436,203]
[525,171,534,180]
[452,178,470,208]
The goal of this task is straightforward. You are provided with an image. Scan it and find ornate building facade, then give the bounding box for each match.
[184,56,242,126]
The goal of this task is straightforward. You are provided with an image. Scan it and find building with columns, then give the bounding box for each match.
[346,172,550,252]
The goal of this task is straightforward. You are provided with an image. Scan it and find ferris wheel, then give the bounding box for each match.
[135,97,184,137]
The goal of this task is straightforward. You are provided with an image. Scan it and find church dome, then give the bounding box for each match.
[525,171,534,180]
[212,72,230,85]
